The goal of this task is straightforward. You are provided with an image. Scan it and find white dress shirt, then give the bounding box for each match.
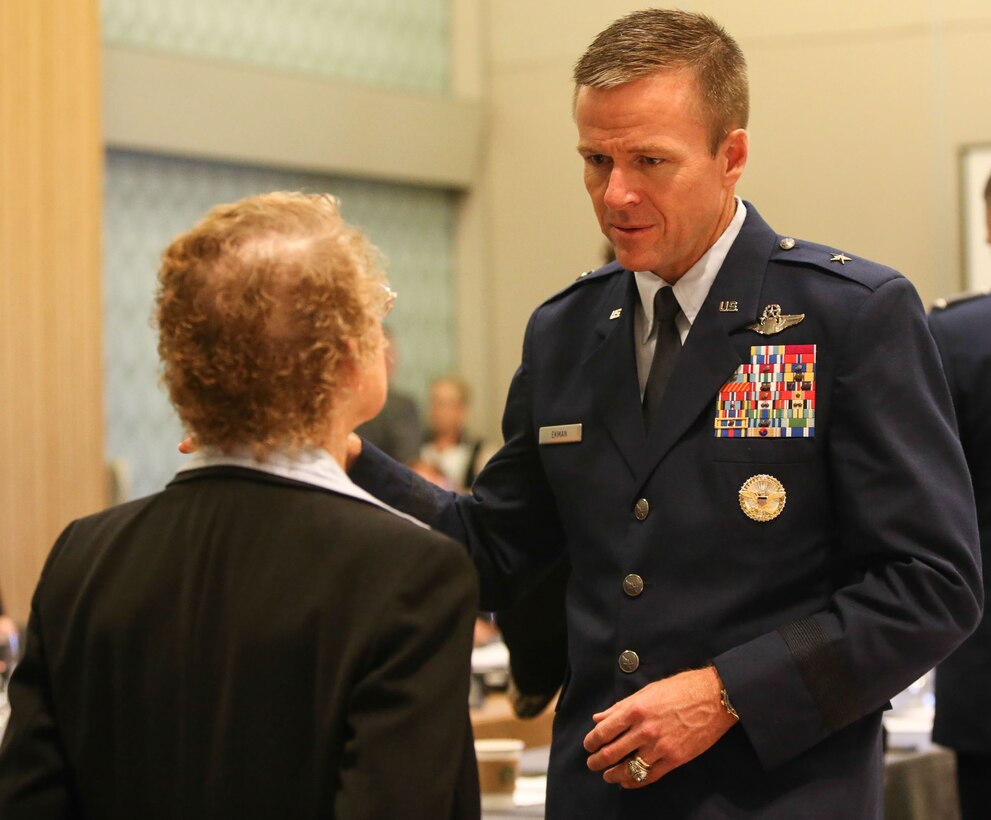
[633,198,747,395]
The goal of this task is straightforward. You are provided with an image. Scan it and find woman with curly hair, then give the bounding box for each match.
[0,192,480,819]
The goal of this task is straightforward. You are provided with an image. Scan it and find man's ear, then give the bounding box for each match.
[722,128,748,185]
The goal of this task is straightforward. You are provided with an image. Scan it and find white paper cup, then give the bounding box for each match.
[475,737,525,809]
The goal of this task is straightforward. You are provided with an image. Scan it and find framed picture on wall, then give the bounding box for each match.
[960,143,991,291]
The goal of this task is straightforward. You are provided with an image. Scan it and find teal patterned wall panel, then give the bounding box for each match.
[101,0,450,94]
[104,150,455,499]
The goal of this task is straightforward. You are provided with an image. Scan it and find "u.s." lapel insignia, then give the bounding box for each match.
[739,474,786,522]
[746,304,805,336]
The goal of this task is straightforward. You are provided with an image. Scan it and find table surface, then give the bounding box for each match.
[481,745,960,820]
[471,693,555,748]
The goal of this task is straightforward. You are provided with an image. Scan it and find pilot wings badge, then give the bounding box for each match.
[746,304,805,336]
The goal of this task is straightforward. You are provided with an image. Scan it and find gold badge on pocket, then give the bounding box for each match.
[739,474,786,522]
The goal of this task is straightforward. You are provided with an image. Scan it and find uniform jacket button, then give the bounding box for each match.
[633,499,650,521]
[623,574,644,597]
[618,650,640,673]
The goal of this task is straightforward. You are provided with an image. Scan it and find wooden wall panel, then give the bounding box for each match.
[0,0,105,622]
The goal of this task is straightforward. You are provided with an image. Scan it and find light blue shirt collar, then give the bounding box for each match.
[634,198,747,343]
[177,445,429,529]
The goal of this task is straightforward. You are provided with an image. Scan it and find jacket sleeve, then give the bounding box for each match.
[714,276,984,769]
[352,312,566,611]
[333,535,479,820]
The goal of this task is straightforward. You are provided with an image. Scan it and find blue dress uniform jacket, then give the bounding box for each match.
[929,293,991,754]
[352,204,983,818]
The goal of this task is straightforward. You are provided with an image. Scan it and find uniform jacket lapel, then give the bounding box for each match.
[636,207,779,488]
[582,271,646,478]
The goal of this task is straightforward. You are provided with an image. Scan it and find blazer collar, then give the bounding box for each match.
[582,270,645,479]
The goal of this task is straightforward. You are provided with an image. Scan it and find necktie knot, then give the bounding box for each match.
[653,286,680,332]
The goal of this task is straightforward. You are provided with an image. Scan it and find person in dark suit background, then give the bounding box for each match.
[0,192,480,819]
[929,173,991,820]
[355,326,424,464]
[0,586,19,682]
[348,9,982,818]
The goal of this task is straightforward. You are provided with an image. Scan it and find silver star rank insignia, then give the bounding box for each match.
[830,253,852,265]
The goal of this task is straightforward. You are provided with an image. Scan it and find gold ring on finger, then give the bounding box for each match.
[626,755,651,783]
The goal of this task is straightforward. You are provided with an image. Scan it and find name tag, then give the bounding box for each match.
[538,423,583,445]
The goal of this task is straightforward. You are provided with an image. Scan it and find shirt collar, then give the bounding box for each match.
[634,198,747,343]
[176,445,429,529]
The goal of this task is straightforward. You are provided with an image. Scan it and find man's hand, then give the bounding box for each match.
[583,666,738,788]
[345,432,363,471]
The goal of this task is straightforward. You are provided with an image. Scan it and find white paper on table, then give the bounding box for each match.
[471,640,509,674]
[514,775,547,807]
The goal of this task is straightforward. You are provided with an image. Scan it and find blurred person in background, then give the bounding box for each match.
[928,172,991,820]
[0,192,480,820]
[420,376,497,493]
[418,376,501,647]
[0,586,20,682]
[355,326,423,465]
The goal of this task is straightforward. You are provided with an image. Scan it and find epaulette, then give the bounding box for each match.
[574,260,624,283]
[769,236,898,290]
[931,290,990,310]
[540,260,624,306]
[542,262,623,305]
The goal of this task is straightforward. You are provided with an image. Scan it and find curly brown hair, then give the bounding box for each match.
[156,191,389,458]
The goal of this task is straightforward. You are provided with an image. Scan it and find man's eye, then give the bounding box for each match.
[585,154,609,166]
[640,156,664,166]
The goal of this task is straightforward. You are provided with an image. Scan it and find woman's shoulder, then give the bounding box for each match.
[322,493,470,565]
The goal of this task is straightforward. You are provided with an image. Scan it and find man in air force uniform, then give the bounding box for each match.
[350,10,981,819]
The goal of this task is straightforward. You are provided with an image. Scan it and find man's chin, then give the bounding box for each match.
[612,248,654,273]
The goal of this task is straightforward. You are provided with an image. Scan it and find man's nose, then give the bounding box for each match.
[603,167,639,209]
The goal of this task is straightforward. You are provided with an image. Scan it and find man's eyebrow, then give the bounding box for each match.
[577,143,669,155]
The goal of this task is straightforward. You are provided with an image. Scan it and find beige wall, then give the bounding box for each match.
[0,1,105,622]
[465,0,991,439]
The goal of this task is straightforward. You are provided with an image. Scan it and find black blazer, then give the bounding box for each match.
[930,293,991,753]
[0,466,480,819]
[353,205,982,818]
